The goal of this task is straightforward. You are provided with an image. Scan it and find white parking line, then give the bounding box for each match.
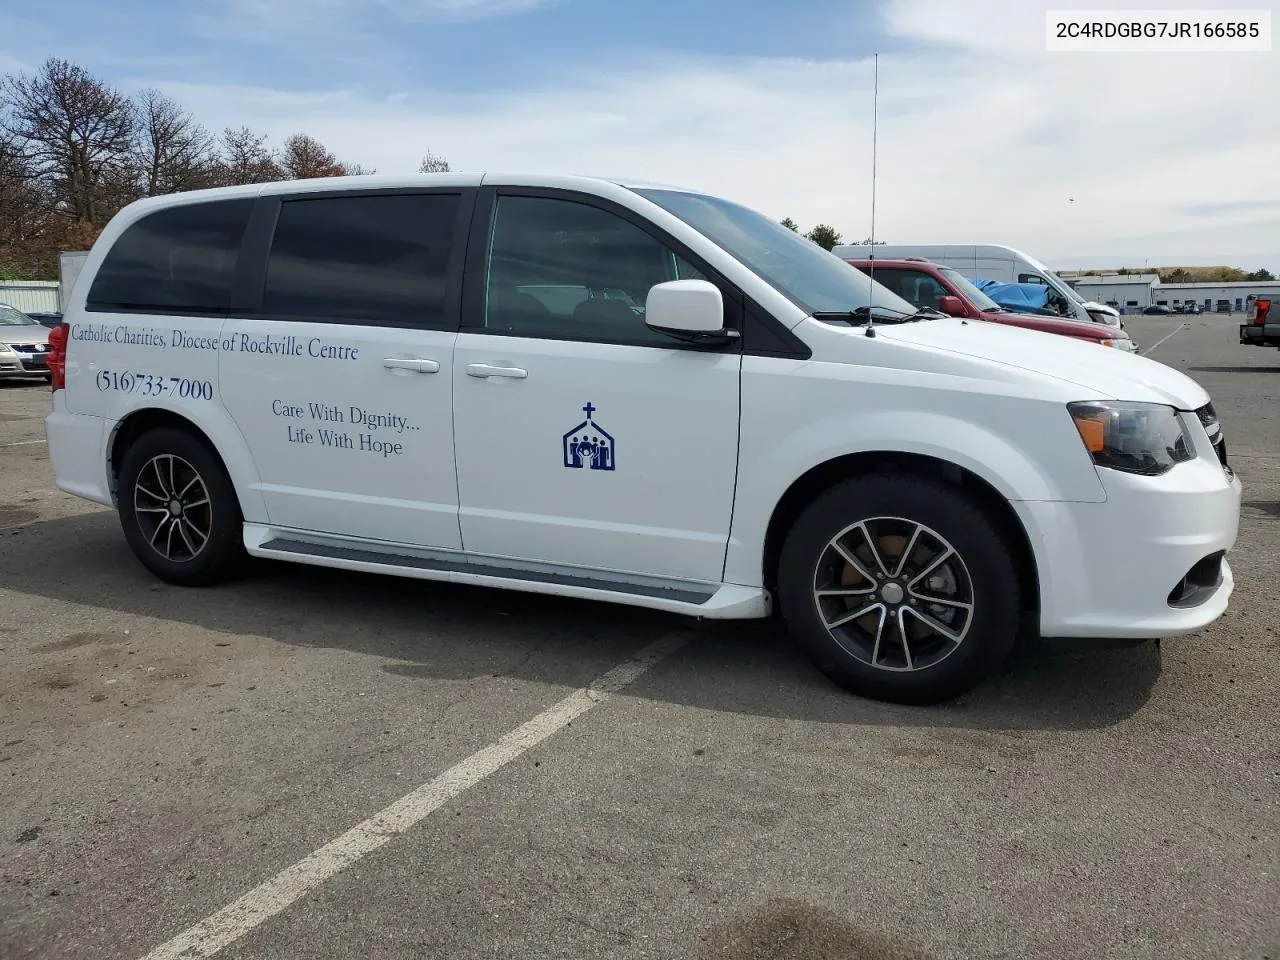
[0,439,46,447]
[137,632,690,960]
[1141,323,1189,356]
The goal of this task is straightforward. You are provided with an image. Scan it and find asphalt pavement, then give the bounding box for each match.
[2,313,1277,960]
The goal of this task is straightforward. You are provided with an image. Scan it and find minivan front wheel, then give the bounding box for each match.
[116,427,246,586]
[777,474,1021,705]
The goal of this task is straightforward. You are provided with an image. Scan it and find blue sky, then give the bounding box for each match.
[4,0,899,95]
[3,0,1279,268]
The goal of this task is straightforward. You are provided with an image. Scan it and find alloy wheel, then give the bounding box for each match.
[132,454,213,563]
[811,517,975,672]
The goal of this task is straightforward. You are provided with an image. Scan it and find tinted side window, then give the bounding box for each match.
[866,269,944,308]
[866,269,912,302]
[899,270,948,309]
[87,199,253,313]
[483,195,708,345]
[261,193,460,328]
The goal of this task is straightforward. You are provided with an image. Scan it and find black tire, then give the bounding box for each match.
[776,473,1021,705]
[116,427,246,586]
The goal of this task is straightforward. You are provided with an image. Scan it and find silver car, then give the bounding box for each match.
[0,303,52,381]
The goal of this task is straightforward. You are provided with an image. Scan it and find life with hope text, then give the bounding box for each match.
[272,400,419,459]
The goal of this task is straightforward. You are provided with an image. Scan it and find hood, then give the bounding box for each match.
[0,324,49,345]
[987,309,1130,341]
[873,316,1209,409]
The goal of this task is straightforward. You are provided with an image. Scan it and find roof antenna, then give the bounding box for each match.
[865,52,879,338]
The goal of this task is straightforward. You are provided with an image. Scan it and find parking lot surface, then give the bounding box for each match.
[2,313,1277,960]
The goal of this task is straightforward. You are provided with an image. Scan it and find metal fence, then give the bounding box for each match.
[0,281,60,314]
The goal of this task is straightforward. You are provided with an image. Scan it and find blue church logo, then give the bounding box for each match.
[563,402,615,471]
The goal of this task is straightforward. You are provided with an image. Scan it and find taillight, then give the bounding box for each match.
[1248,298,1270,326]
[47,322,68,391]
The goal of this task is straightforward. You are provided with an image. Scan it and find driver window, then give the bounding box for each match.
[484,195,705,345]
[901,270,947,309]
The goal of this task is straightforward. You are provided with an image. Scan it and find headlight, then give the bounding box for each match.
[0,343,16,354]
[1068,401,1196,476]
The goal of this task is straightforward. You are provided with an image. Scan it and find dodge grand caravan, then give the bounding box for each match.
[44,173,1242,704]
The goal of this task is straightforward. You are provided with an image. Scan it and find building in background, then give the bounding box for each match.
[1066,274,1160,311]
[0,280,59,314]
[1151,280,1280,313]
[1067,274,1280,313]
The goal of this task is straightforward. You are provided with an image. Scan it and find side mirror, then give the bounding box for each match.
[938,295,966,317]
[645,280,739,344]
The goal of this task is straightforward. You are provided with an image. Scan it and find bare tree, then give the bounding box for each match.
[0,132,52,276]
[1,57,135,226]
[133,87,217,196]
[214,126,282,186]
[278,132,345,180]
[419,149,450,173]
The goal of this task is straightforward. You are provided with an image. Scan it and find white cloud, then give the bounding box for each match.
[140,0,1280,265]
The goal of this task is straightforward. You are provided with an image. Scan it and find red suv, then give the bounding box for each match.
[842,259,1137,351]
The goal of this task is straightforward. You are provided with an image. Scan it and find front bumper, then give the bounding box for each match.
[1017,436,1241,639]
[1,343,51,375]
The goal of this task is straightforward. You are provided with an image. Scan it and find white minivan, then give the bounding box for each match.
[831,243,1123,328]
[44,174,1241,704]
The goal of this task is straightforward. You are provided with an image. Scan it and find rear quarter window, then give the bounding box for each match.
[259,192,461,329]
[86,199,254,314]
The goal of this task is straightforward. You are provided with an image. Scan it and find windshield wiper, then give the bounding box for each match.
[812,305,945,326]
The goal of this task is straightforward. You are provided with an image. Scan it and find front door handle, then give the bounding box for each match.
[465,363,528,379]
[383,357,440,374]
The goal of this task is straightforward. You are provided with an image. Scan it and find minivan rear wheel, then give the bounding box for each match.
[776,473,1021,705]
[116,427,246,586]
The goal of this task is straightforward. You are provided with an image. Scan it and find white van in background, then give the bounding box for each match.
[831,243,1123,328]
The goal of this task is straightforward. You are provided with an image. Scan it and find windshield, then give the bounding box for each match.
[937,267,1002,311]
[0,305,38,326]
[631,188,917,316]
[1018,251,1085,304]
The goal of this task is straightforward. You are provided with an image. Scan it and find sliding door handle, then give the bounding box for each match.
[465,363,528,379]
[383,357,440,374]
